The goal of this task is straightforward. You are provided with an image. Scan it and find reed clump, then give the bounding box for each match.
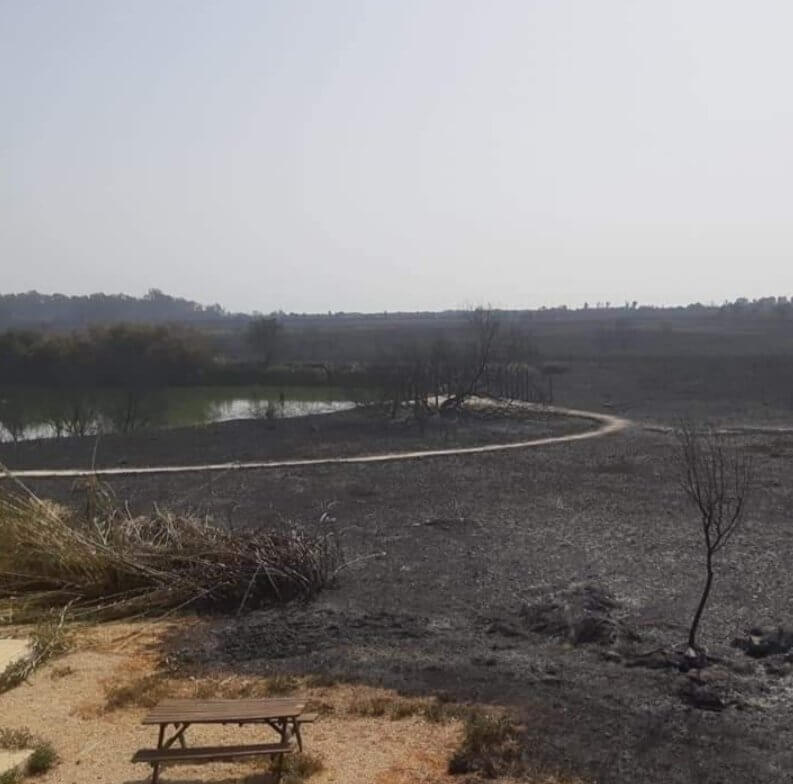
[0,482,342,623]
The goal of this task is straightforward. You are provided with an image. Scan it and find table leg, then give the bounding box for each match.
[151,725,165,784]
[163,722,190,749]
[293,719,304,753]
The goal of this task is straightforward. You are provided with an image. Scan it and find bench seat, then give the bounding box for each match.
[296,712,318,723]
[133,741,292,764]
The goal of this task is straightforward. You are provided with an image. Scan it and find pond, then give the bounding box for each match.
[0,386,359,442]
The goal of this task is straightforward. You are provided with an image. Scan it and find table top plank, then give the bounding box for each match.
[142,698,306,725]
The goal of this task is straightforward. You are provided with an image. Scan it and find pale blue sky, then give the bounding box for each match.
[2,0,791,312]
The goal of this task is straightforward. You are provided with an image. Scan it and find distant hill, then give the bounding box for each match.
[0,289,250,330]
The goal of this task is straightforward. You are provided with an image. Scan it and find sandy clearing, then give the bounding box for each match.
[0,622,474,784]
[0,638,31,674]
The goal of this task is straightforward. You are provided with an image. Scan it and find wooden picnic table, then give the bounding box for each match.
[133,698,316,783]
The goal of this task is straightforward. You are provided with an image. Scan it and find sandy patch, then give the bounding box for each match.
[0,622,465,784]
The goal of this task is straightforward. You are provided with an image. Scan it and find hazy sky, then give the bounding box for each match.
[2,1,792,313]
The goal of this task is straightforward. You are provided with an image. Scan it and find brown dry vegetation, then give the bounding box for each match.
[0,484,341,623]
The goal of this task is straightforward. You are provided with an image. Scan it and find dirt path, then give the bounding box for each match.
[0,401,631,480]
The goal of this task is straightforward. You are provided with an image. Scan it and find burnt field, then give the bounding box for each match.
[16,414,793,783]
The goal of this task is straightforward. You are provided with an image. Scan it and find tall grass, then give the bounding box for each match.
[0,481,342,623]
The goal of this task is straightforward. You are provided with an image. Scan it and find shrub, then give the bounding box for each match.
[26,743,57,775]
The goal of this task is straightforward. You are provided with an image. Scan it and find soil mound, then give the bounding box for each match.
[520,583,637,646]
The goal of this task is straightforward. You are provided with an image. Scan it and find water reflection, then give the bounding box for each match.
[0,387,356,443]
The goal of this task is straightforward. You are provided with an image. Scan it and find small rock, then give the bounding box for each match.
[733,626,793,658]
[687,666,730,684]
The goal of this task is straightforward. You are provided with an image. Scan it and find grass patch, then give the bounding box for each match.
[265,674,299,695]
[103,674,171,711]
[448,712,522,778]
[388,699,425,720]
[0,729,36,750]
[0,486,343,622]
[273,751,324,784]
[303,672,338,689]
[0,728,57,779]
[347,693,460,723]
[347,695,392,717]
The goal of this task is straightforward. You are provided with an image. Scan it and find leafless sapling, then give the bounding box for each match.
[676,423,753,654]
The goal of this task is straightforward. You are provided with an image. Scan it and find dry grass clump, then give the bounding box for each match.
[103,671,302,712]
[103,673,172,711]
[273,751,325,784]
[347,692,462,723]
[0,484,342,623]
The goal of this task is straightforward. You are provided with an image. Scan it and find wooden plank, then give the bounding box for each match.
[143,704,303,718]
[133,742,292,764]
[297,712,318,723]
[142,698,305,725]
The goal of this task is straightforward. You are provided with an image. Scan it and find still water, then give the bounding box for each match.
[0,386,357,442]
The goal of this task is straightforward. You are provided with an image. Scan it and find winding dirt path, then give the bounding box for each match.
[1,401,632,480]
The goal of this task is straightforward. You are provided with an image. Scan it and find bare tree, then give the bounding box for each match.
[441,305,500,411]
[676,423,753,654]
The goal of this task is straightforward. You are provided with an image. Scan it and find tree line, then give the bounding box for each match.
[0,289,246,330]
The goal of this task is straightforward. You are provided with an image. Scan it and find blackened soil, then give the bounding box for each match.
[18,425,793,783]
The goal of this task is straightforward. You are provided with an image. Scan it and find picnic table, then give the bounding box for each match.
[132,698,317,783]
